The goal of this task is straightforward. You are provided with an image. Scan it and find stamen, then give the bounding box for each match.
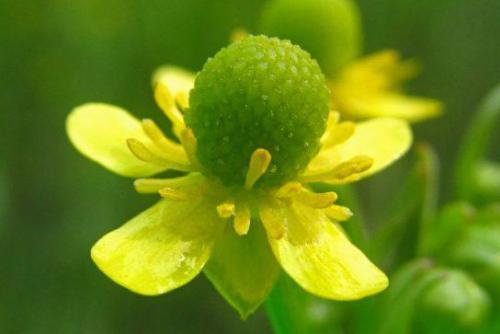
[324,205,353,222]
[320,111,340,142]
[158,187,191,201]
[275,182,302,199]
[244,148,272,189]
[233,203,251,236]
[134,176,195,194]
[330,155,374,179]
[300,155,373,183]
[216,200,236,218]
[259,205,286,239]
[141,119,189,162]
[322,121,356,148]
[174,92,189,112]
[180,128,203,171]
[295,190,338,209]
[127,138,191,171]
[230,28,249,42]
[154,81,185,138]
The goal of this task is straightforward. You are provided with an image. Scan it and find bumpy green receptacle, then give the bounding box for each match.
[260,0,361,78]
[186,35,330,187]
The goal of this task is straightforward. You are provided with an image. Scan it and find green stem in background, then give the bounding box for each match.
[455,83,500,202]
[372,144,439,263]
[265,274,344,334]
[415,143,439,256]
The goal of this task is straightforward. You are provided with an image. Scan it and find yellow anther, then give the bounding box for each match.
[230,28,249,42]
[275,182,302,199]
[216,200,236,218]
[259,204,286,240]
[295,190,338,209]
[330,155,374,179]
[134,175,195,194]
[134,179,173,194]
[322,121,356,148]
[180,128,203,171]
[154,81,185,138]
[175,91,189,112]
[158,187,191,201]
[324,205,353,222]
[233,203,251,236]
[127,138,190,171]
[141,119,188,162]
[299,155,373,183]
[244,148,272,189]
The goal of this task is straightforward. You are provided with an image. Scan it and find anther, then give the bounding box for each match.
[134,175,196,194]
[275,182,302,199]
[244,148,272,189]
[330,155,374,179]
[180,128,203,171]
[322,121,355,148]
[233,203,251,236]
[158,187,191,201]
[216,200,236,218]
[127,138,191,171]
[295,190,338,209]
[300,155,373,183]
[154,81,185,138]
[141,119,189,162]
[324,205,353,222]
[174,92,189,112]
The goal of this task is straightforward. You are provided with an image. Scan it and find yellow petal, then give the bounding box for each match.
[152,65,195,100]
[204,222,280,319]
[331,50,442,122]
[304,118,412,184]
[339,93,442,122]
[91,196,224,296]
[67,103,168,177]
[261,201,388,300]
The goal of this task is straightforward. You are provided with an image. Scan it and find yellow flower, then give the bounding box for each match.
[331,50,442,122]
[66,61,411,317]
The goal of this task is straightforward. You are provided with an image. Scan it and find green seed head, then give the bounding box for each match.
[186,35,330,187]
[260,0,361,77]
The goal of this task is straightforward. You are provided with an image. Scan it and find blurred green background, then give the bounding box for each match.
[1,0,499,333]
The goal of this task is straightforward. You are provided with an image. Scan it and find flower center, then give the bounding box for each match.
[186,35,330,187]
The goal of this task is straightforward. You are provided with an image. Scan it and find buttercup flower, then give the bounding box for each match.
[330,50,442,122]
[260,0,442,122]
[66,36,411,318]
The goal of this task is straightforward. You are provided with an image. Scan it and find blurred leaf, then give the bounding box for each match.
[419,201,475,257]
[372,143,439,263]
[265,275,344,334]
[376,259,443,334]
[455,83,500,203]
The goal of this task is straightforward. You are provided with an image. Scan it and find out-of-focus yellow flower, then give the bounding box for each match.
[331,50,443,122]
[66,61,411,318]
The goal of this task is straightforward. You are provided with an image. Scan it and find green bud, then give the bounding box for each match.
[187,35,330,187]
[259,0,361,77]
[446,204,500,298]
[420,269,490,328]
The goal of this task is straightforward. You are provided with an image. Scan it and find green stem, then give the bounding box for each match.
[455,84,500,202]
